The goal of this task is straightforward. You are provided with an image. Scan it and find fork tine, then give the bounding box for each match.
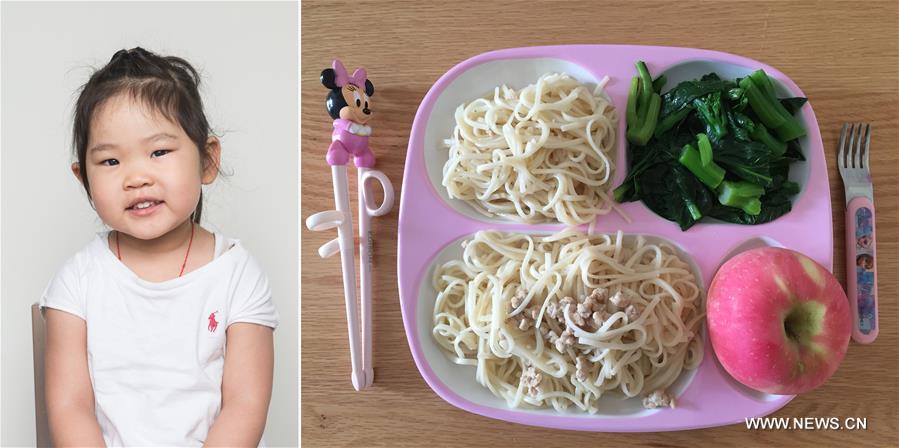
[838,123,848,168]
[863,123,871,170]
[853,123,864,169]
[846,123,857,168]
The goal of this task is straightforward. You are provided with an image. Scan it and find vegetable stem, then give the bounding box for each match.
[626,62,663,146]
[652,74,667,94]
[739,77,786,129]
[626,77,640,125]
[719,180,765,198]
[717,180,764,215]
[749,69,778,100]
[613,181,634,203]
[678,144,725,189]
[686,202,703,221]
[627,93,661,146]
[697,133,713,166]
[750,124,787,156]
[774,117,807,141]
[654,108,689,137]
[740,75,806,141]
[636,61,654,111]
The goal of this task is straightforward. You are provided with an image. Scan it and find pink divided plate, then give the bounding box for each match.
[397,45,831,431]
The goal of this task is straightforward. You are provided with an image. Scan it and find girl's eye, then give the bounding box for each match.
[101,159,119,166]
[364,101,369,109]
[151,149,171,158]
[353,91,362,107]
[355,99,361,107]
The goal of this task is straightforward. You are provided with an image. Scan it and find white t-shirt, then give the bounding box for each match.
[40,231,279,446]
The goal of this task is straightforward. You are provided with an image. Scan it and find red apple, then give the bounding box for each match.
[707,247,851,395]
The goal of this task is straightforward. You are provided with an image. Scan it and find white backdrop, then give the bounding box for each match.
[1,2,298,446]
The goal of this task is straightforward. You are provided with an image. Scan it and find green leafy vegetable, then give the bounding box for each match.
[615,62,807,230]
[714,137,775,187]
[658,74,735,118]
[780,97,808,115]
[639,163,715,230]
[727,110,755,141]
[613,129,690,203]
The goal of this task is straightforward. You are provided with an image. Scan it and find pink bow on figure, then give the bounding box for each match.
[333,59,367,88]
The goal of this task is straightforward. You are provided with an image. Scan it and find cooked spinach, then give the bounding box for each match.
[780,97,808,115]
[658,73,735,119]
[638,163,716,230]
[614,62,807,230]
[713,137,775,187]
[727,110,755,142]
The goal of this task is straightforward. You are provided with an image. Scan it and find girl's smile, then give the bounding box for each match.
[125,197,164,216]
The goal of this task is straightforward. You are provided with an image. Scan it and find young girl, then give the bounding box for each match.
[41,48,278,446]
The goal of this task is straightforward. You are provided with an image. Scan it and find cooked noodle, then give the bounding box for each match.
[442,73,618,225]
[431,230,704,413]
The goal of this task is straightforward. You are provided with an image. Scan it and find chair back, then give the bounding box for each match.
[31,303,51,447]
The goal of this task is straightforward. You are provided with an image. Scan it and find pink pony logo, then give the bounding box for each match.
[208,311,219,333]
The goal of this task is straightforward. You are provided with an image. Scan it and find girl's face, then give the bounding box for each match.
[338,84,372,124]
[76,94,219,241]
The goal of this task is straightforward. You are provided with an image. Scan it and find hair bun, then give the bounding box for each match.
[110,49,130,61]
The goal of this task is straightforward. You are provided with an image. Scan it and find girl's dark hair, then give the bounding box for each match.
[320,68,374,119]
[73,47,214,223]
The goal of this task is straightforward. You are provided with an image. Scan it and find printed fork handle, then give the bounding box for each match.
[846,196,878,344]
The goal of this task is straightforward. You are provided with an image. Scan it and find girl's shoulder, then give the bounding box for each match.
[212,232,267,278]
[213,231,239,258]
[56,232,114,278]
[177,230,263,286]
[40,232,112,319]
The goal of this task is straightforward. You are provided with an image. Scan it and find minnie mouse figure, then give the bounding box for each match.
[321,59,375,168]
[311,59,394,390]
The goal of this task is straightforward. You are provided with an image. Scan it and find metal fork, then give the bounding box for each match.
[837,123,878,344]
